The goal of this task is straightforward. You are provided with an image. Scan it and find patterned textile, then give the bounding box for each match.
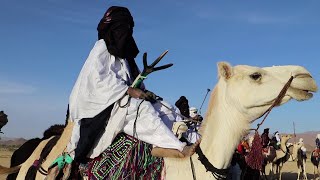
[88,133,163,180]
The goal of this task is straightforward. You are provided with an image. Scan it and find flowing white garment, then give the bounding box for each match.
[275,133,281,143]
[68,40,185,158]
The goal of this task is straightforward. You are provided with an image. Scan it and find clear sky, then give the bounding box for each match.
[0,0,319,139]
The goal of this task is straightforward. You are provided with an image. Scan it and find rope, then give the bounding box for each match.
[190,157,196,180]
[133,100,144,139]
[250,76,293,132]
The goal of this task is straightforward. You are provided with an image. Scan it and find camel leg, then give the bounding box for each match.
[279,164,283,180]
[297,166,301,180]
[303,160,307,180]
[313,165,315,180]
[269,163,274,180]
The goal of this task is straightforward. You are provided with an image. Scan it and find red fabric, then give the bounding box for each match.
[237,144,244,155]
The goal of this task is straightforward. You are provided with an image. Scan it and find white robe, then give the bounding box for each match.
[68,40,185,158]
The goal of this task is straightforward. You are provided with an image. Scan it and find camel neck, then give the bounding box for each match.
[199,84,249,169]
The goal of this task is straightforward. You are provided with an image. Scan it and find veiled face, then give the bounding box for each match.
[218,62,317,122]
[178,101,190,118]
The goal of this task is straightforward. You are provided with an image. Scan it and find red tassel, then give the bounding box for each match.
[246,131,263,170]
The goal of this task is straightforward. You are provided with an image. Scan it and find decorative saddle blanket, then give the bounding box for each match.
[262,146,276,162]
[312,149,320,159]
[88,133,164,180]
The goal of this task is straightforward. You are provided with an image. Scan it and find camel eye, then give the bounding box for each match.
[250,72,262,80]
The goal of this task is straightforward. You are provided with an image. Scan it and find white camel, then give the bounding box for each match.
[0,62,317,180]
[289,142,308,180]
[163,62,317,180]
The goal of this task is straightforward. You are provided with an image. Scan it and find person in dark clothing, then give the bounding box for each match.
[0,111,8,133]
[175,96,190,119]
[261,128,270,148]
[316,134,320,149]
[67,6,199,162]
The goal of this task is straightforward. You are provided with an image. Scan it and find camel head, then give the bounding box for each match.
[217,62,317,122]
[291,142,304,161]
[280,134,292,144]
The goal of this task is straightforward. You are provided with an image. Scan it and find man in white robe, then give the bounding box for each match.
[186,107,203,143]
[67,6,198,162]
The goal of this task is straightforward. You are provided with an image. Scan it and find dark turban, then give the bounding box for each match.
[175,96,190,118]
[97,6,139,60]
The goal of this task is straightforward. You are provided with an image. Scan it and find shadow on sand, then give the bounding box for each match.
[268,172,317,180]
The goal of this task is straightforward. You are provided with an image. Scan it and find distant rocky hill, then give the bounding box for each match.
[0,137,27,146]
[289,130,319,151]
[0,130,319,150]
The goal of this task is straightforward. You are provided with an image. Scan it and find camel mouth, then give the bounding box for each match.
[288,88,315,101]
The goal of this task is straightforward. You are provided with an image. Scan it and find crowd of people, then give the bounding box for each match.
[227,128,320,179]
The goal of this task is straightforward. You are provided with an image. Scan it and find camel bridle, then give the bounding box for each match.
[193,76,294,180]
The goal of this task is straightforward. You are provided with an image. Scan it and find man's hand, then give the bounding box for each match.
[127,88,160,103]
[127,87,148,99]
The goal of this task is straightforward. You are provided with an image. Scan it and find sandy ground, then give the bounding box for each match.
[0,149,12,180]
[0,149,319,180]
[264,159,320,180]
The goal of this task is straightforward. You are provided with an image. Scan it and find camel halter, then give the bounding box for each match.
[252,76,294,131]
[193,76,294,180]
[245,76,294,171]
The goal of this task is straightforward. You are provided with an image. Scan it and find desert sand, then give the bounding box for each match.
[0,149,12,180]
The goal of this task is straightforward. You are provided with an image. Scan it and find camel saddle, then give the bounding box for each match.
[262,146,276,162]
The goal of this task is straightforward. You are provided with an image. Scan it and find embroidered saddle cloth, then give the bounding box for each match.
[88,133,163,179]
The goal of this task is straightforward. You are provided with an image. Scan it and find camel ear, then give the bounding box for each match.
[218,62,233,80]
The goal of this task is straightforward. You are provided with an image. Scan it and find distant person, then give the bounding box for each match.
[174,96,190,119]
[299,138,307,159]
[189,107,203,122]
[261,128,270,148]
[270,131,281,149]
[174,96,192,143]
[237,137,250,156]
[0,111,8,133]
[316,134,320,149]
[185,107,203,144]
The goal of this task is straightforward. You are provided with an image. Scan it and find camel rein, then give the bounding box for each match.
[251,76,293,132]
[191,76,294,180]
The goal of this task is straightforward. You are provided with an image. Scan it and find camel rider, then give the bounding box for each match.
[67,6,198,163]
[299,138,307,158]
[190,107,203,122]
[173,96,191,143]
[185,107,203,143]
[0,111,8,133]
[316,134,320,149]
[261,128,270,148]
[270,131,281,149]
[175,96,190,119]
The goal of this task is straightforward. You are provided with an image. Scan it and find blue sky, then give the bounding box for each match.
[0,0,319,139]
